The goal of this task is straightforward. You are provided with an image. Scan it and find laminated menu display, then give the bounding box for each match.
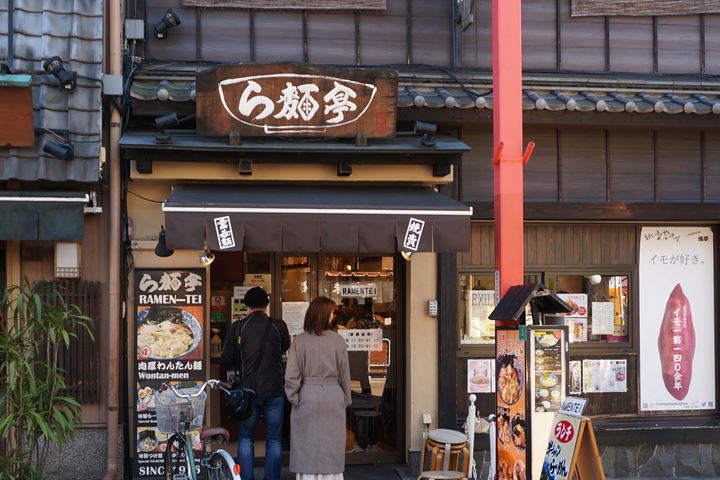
[133,269,207,479]
[527,326,568,480]
[530,329,567,414]
[496,328,528,480]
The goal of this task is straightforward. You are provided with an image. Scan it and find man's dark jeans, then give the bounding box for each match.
[237,395,284,480]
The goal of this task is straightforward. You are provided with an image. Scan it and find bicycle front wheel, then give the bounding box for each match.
[207,451,239,480]
[163,433,194,480]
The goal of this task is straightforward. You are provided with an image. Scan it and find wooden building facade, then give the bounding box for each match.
[118,0,720,478]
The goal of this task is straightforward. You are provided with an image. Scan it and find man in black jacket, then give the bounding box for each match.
[221,286,290,480]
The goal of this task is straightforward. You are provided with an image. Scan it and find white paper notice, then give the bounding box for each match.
[582,359,627,393]
[467,358,495,393]
[282,301,309,339]
[591,302,615,335]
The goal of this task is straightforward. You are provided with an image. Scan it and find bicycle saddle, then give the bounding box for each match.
[200,426,230,443]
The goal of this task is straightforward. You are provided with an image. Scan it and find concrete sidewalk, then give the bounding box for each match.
[262,464,720,480]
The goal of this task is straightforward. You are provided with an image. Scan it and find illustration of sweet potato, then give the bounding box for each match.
[657,284,695,400]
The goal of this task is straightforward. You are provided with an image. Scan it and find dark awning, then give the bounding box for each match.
[489,283,573,323]
[0,192,88,240]
[163,184,472,253]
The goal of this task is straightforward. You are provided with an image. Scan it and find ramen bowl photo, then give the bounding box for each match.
[497,353,524,405]
[136,306,202,360]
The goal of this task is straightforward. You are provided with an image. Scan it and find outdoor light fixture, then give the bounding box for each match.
[585,274,602,285]
[154,113,196,144]
[154,9,181,39]
[200,242,215,266]
[414,121,437,147]
[43,141,74,160]
[42,56,76,91]
[154,112,196,129]
[401,251,413,261]
[154,226,174,257]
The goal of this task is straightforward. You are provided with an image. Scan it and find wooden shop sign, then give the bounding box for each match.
[196,63,397,138]
[540,412,605,480]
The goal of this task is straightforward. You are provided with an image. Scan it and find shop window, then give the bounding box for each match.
[459,273,496,345]
[545,273,630,344]
[458,272,631,346]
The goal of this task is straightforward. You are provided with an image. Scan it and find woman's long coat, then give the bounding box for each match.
[285,330,352,474]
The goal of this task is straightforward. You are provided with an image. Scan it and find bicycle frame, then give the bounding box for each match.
[163,380,241,480]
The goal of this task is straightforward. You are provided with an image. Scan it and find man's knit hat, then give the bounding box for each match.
[243,286,269,308]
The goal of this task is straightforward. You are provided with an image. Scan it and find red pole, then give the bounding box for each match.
[493,0,528,312]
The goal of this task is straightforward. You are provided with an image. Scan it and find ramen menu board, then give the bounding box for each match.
[134,269,207,479]
[496,328,528,480]
[530,328,567,414]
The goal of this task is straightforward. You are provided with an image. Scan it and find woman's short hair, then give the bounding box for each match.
[304,296,336,335]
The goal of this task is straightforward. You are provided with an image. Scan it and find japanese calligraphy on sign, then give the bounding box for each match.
[540,413,581,480]
[197,64,398,138]
[214,216,236,250]
[133,269,206,480]
[640,226,715,412]
[403,217,425,251]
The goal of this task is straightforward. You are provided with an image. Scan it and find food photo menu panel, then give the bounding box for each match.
[133,269,207,479]
[496,328,528,480]
[529,327,567,414]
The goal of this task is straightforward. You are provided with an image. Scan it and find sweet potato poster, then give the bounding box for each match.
[640,227,715,411]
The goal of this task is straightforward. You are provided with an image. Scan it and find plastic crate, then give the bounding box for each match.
[156,387,207,434]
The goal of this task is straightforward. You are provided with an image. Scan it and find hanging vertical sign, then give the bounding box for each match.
[496,328,528,480]
[133,269,207,479]
[639,227,715,411]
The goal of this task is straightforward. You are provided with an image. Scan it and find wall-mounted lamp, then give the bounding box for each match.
[154,112,196,129]
[585,274,602,285]
[200,241,215,266]
[154,113,196,144]
[401,251,413,261]
[414,121,437,147]
[43,141,74,160]
[43,56,76,91]
[154,9,181,39]
[154,226,174,257]
[55,242,81,278]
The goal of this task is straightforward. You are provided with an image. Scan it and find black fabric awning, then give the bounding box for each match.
[489,283,573,322]
[0,192,88,240]
[162,185,472,253]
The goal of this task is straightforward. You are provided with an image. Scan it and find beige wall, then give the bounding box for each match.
[405,252,438,455]
[130,161,452,184]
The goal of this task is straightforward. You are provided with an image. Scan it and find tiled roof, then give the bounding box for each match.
[127,67,720,116]
[0,1,103,182]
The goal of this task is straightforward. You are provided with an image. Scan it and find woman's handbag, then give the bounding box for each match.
[223,314,272,421]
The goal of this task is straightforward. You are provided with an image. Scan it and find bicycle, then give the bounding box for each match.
[156,379,241,480]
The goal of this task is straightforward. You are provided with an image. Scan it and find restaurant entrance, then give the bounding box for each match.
[208,252,404,465]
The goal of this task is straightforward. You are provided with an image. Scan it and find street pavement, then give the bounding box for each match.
[258,464,720,480]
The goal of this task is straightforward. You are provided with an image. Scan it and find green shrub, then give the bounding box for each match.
[0,280,93,478]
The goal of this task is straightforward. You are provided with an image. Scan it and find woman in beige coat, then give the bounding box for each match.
[285,297,352,480]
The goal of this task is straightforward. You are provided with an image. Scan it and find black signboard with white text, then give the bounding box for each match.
[133,269,207,479]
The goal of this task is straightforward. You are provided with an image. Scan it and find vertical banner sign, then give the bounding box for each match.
[134,269,206,479]
[496,329,528,480]
[640,227,715,411]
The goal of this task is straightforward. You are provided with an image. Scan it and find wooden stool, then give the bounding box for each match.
[418,471,466,480]
[418,429,471,479]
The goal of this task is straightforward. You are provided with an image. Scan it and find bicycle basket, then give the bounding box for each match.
[156,388,207,434]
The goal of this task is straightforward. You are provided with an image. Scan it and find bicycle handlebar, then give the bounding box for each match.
[169,379,232,399]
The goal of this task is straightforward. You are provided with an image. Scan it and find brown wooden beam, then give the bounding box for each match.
[468,202,720,221]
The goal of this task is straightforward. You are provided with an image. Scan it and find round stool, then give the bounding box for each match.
[418,471,466,480]
[419,429,471,478]
[354,410,382,449]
